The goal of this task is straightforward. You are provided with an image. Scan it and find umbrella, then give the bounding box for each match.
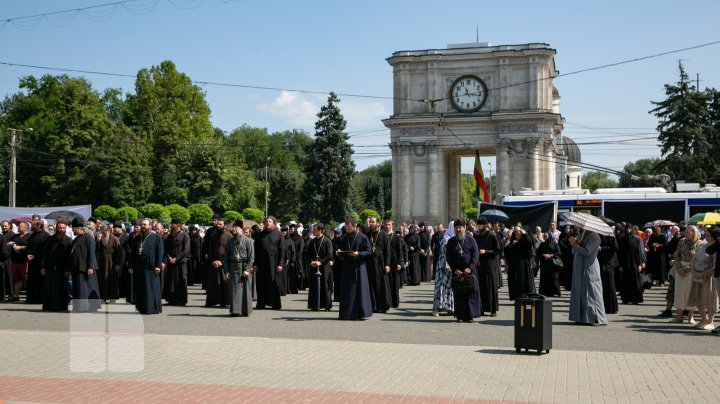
[479,209,509,222]
[687,212,720,225]
[334,222,345,233]
[559,212,615,236]
[642,219,676,229]
[598,216,615,226]
[45,210,83,221]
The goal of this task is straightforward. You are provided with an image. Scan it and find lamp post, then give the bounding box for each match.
[264,157,270,218]
[7,127,32,208]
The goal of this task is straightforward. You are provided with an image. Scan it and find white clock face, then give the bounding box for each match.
[449,75,488,112]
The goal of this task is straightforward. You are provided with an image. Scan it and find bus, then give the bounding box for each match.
[499,187,720,225]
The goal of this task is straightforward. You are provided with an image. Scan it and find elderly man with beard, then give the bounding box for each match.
[446,218,482,323]
[254,216,285,310]
[113,222,130,301]
[95,224,123,303]
[337,217,373,321]
[205,218,232,308]
[365,216,392,313]
[40,218,72,311]
[69,217,102,312]
[223,220,254,317]
[164,219,190,306]
[307,223,334,311]
[129,218,164,314]
[473,216,500,317]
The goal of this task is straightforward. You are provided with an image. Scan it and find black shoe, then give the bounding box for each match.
[229,313,240,317]
[462,319,474,323]
[658,309,673,318]
[491,312,497,317]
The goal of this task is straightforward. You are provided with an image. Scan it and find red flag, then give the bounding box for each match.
[473,151,489,202]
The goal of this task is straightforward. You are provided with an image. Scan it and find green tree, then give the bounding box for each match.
[166,204,190,224]
[188,203,214,225]
[358,209,380,222]
[124,60,214,199]
[650,62,716,184]
[242,207,264,223]
[300,92,355,223]
[94,205,117,220]
[354,160,392,215]
[140,203,170,222]
[464,207,478,221]
[116,206,139,223]
[224,210,243,222]
[582,171,618,192]
[619,157,664,187]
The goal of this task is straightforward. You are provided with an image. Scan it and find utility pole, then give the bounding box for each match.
[264,157,270,218]
[7,127,32,207]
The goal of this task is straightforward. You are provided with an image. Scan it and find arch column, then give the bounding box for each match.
[527,138,540,190]
[496,139,511,197]
[543,139,556,190]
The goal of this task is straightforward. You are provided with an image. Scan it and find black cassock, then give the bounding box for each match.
[365,229,392,313]
[26,230,49,304]
[446,234,483,321]
[536,238,562,297]
[69,232,101,312]
[618,233,645,304]
[254,228,285,310]
[386,232,403,308]
[474,230,501,314]
[41,234,71,311]
[598,234,619,314]
[404,233,421,286]
[337,231,373,320]
[504,233,536,301]
[419,231,431,282]
[205,228,232,307]
[306,235,333,311]
[288,233,305,292]
[164,230,190,305]
[130,232,164,314]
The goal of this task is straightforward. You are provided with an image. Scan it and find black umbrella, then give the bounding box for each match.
[44,210,83,221]
[479,209,509,222]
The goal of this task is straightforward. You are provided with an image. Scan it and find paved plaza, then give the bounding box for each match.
[1,279,720,403]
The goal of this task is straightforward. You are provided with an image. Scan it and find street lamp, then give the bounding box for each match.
[7,127,32,208]
[264,157,270,218]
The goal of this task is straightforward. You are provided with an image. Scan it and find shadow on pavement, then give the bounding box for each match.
[273,317,337,322]
[475,348,517,355]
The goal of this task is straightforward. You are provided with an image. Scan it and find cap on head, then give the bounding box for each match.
[454,218,466,227]
[171,218,182,225]
[71,216,86,228]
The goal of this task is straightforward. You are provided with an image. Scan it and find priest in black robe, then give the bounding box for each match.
[69,217,102,313]
[504,227,537,301]
[473,217,500,316]
[618,223,645,304]
[307,223,333,311]
[41,218,71,311]
[26,216,50,304]
[164,218,190,306]
[188,225,203,286]
[384,220,403,308]
[446,218,482,322]
[114,222,130,301]
[336,217,373,320]
[364,216,392,313]
[404,226,421,286]
[536,232,563,297]
[254,216,285,310]
[129,218,164,314]
[204,218,232,307]
[598,233,619,314]
[288,223,305,293]
[418,223,431,282]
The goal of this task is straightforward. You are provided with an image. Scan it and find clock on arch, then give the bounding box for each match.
[449,75,488,113]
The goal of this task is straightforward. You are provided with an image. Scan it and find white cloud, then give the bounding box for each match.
[257,91,319,128]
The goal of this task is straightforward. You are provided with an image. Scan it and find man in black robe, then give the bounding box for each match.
[336,217,373,320]
[41,218,71,311]
[254,216,285,309]
[188,225,203,287]
[164,218,190,306]
[204,218,232,307]
[200,214,222,290]
[618,223,645,305]
[307,223,334,311]
[287,223,305,293]
[446,218,482,322]
[26,216,50,304]
[69,217,102,312]
[1,220,14,301]
[418,222,431,282]
[113,222,130,300]
[404,225,421,286]
[129,218,163,314]
[364,216,392,313]
[473,217,500,316]
[384,220,402,309]
[331,228,342,301]
[280,226,293,295]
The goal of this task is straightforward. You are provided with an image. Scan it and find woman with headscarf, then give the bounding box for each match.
[432,221,455,317]
[687,226,717,331]
[504,226,536,300]
[558,224,576,290]
[671,225,700,324]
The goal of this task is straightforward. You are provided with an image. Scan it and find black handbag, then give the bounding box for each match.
[451,274,476,295]
[640,272,652,289]
[552,257,563,268]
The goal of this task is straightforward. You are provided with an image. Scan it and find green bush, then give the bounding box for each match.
[242,207,264,223]
[359,209,380,222]
[166,204,190,224]
[140,203,170,222]
[115,206,139,223]
[188,203,214,225]
[464,207,479,221]
[93,205,116,221]
[224,210,243,223]
[384,209,392,220]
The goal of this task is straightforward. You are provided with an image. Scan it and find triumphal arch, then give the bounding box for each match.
[383,42,566,225]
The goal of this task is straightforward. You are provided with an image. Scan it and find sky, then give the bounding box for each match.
[1,0,719,179]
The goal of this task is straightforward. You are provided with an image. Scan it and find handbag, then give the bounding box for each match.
[451,274,476,295]
[640,272,652,289]
[551,256,563,268]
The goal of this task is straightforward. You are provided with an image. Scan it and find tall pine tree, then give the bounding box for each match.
[300,92,355,223]
[650,62,714,184]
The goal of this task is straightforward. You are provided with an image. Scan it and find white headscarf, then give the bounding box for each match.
[443,220,455,242]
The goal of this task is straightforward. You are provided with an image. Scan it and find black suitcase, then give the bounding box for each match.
[514,293,552,355]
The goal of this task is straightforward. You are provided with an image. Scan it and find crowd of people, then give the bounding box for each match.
[0,212,718,331]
